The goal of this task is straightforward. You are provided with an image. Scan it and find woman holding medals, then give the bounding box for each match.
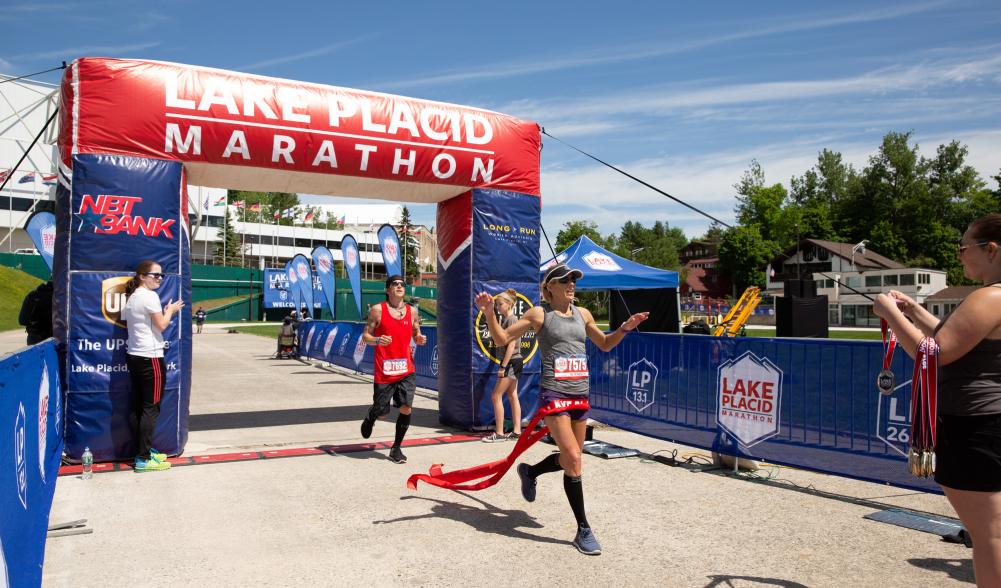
[475,263,648,555]
[874,213,1001,586]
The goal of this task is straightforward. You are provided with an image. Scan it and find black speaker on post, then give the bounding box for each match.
[783,278,817,299]
[776,294,829,338]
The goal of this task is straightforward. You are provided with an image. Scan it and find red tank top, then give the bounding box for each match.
[374,301,415,384]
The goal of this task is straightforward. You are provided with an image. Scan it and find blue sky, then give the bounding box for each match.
[3,0,999,243]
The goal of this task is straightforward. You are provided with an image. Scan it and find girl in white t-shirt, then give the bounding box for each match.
[122,260,184,473]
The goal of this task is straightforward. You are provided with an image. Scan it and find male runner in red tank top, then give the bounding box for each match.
[360,275,427,463]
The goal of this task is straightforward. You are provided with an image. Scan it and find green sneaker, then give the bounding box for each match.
[134,456,171,473]
[150,448,169,462]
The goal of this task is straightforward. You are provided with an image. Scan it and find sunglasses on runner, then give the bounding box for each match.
[389,280,405,287]
[143,272,165,280]
[556,276,576,284]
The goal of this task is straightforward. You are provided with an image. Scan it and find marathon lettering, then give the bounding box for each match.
[78,194,175,238]
[720,377,775,413]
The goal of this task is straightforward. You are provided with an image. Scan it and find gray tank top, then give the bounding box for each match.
[538,303,589,395]
[934,284,1001,415]
[501,314,522,359]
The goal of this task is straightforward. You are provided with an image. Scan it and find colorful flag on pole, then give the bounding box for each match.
[304,211,314,223]
[273,209,281,219]
[249,203,262,212]
[282,208,297,219]
[19,173,35,183]
[0,170,10,183]
[213,195,226,206]
[233,200,245,208]
[41,174,57,185]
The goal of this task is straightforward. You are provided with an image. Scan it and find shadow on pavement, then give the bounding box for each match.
[703,576,808,587]
[188,405,442,431]
[907,557,974,584]
[373,491,571,547]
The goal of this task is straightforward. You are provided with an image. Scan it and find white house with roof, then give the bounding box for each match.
[765,239,947,327]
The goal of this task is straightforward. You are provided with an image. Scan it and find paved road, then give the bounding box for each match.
[27,325,973,587]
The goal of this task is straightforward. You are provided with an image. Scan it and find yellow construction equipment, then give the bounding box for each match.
[712,287,761,337]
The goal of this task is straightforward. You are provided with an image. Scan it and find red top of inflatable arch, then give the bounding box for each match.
[58,58,541,200]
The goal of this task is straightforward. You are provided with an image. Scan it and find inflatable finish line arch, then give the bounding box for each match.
[54,58,542,460]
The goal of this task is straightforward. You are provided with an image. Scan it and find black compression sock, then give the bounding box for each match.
[528,453,563,478]
[563,474,590,529]
[394,412,411,447]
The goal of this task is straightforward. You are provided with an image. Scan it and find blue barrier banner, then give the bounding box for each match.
[377,224,402,278]
[341,234,363,319]
[292,254,315,315]
[0,340,63,588]
[298,323,930,491]
[25,211,56,273]
[54,154,191,461]
[586,332,938,493]
[311,246,337,318]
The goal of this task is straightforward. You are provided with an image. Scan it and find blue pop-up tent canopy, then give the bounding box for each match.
[540,235,679,290]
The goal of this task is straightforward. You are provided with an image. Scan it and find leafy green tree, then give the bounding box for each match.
[611,221,685,270]
[555,220,605,254]
[213,209,242,266]
[398,205,419,281]
[718,226,778,291]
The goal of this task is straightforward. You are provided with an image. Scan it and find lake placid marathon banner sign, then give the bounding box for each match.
[341,234,363,319]
[263,268,322,310]
[0,341,63,588]
[25,211,57,273]
[59,58,541,201]
[311,246,337,318]
[52,154,192,462]
[377,224,402,278]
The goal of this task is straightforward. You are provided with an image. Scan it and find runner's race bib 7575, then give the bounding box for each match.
[553,354,588,380]
[383,358,409,377]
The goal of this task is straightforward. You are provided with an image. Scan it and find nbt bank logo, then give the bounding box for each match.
[75,194,175,238]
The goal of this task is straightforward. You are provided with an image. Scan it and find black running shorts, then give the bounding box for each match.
[372,373,416,415]
[935,413,1001,492]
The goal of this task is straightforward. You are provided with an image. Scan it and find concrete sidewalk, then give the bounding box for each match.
[36,325,972,587]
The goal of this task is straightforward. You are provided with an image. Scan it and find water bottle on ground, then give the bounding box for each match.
[82,447,93,480]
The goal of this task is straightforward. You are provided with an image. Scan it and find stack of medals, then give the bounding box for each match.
[877,319,897,396]
[908,337,939,478]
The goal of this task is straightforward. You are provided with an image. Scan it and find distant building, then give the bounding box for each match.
[765,239,947,327]
[924,286,979,320]
[678,240,731,299]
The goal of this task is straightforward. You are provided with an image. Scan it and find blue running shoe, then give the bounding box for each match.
[517,463,536,502]
[573,526,602,555]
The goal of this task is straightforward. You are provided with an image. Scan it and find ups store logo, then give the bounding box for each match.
[102,276,132,327]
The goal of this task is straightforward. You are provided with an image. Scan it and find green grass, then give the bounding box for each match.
[0,265,43,332]
[196,294,254,311]
[232,325,280,338]
[744,327,881,340]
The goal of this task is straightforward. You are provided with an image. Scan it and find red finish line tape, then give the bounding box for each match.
[58,433,482,477]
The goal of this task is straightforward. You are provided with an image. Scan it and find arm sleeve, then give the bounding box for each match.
[144,291,163,315]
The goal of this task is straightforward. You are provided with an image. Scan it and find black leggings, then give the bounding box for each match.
[127,354,165,460]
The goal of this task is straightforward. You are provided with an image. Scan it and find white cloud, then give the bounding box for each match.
[376,2,949,90]
[236,38,370,72]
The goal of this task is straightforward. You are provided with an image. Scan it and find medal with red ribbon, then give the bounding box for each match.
[908,337,938,478]
[877,319,898,396]
[407,398,590,491]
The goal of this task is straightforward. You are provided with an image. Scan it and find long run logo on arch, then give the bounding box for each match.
[717,351,783,447]
[475,290,538,365]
